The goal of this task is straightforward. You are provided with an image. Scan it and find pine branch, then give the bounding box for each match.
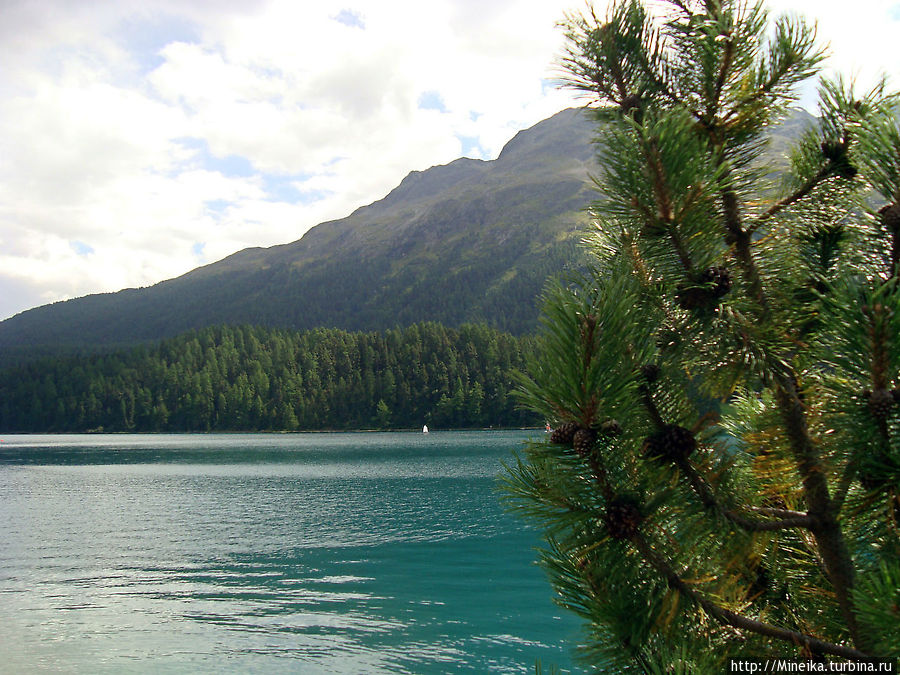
[640,386,667,430]
[630,534,872,659]
[645,138,697,273]
[642,388,816,532]
[607,33,631,101]
[675,457,816,531]
[750,164,835,233]
[866,303,892,391]
[587,453,617,502]
[774,380,871,652]
[711,36,735,117]
[832,464,856,516]
[711,150,866,649]
[718,174,770,318]
[748,505,811,520]
[867,302,894,453]
[707,126,868,647]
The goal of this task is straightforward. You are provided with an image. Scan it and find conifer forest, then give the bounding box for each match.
[0,323,539,432]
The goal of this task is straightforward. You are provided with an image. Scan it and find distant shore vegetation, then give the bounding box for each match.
[0,323,540,433]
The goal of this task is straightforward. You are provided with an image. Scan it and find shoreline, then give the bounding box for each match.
[0,426,545,437]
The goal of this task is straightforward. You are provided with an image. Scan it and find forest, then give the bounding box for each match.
[0,322,540,432]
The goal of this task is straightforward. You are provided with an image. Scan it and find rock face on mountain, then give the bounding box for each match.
[0,108,601,363]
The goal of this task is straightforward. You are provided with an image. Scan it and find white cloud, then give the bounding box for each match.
[1,0,898,321]
[763,0,900,109]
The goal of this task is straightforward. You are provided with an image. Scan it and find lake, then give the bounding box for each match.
[0,431,582,673]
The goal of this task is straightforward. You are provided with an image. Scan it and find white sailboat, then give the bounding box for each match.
[423,425,429,434]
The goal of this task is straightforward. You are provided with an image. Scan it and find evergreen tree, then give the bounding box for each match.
[504,0,900,668]
[0,322,539,432]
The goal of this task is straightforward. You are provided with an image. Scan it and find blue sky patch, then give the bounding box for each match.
[540,78,557,96]
[205,199,230,215]
[296,187,334,204]
[176,137,255,177]
[176,138,326,205]
[418,91,448,112]
[70,240,94,256]
[262,174,314,203]
[115,13,200,76]
[334,9,365,29]
[192,242,206,260]
[890,3,900,20]
[456,135,487,159]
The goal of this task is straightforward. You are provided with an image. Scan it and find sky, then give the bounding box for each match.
[1,0,898,321]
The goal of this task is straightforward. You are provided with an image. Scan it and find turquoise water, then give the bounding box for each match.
[0,431,582,673]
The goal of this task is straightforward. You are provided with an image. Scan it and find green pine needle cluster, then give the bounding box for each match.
[503,0,900,670]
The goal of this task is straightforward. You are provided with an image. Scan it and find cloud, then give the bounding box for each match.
[1,0,898,321]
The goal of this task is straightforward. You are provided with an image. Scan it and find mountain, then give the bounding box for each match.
[0,108,600,366]
[0,107,816,367]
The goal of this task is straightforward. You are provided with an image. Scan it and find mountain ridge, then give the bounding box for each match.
[176,108,596,281]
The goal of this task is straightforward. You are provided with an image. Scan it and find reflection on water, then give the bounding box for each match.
[0,431,581,673]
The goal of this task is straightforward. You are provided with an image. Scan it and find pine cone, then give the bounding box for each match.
[859,451,900,491]
[640,363,661,384]
[675,286,707,310]
[641,220,668,237]
[867,388,894,419]
[747,564,771,601]
[549,422,578,446]
[820,140,856,177]
[599,419,623,438]
[604,495,643,540]
[859,471,887,491]
[572,428,597,457]
[879,203,900,232]
[676,266,731,311]
[835,160,858,179]
[620,94,643,123]
[643,424,697,462]
[700,266,732,296]
[656,329,680,352]
[821,140,846,163]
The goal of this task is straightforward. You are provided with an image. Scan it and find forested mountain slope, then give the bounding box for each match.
[0,107,814,368]
[0,323,539,432]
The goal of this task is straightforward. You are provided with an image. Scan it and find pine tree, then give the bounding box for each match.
[504,0,900,668]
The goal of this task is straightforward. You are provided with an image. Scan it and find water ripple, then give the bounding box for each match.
[0,432,580,673]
